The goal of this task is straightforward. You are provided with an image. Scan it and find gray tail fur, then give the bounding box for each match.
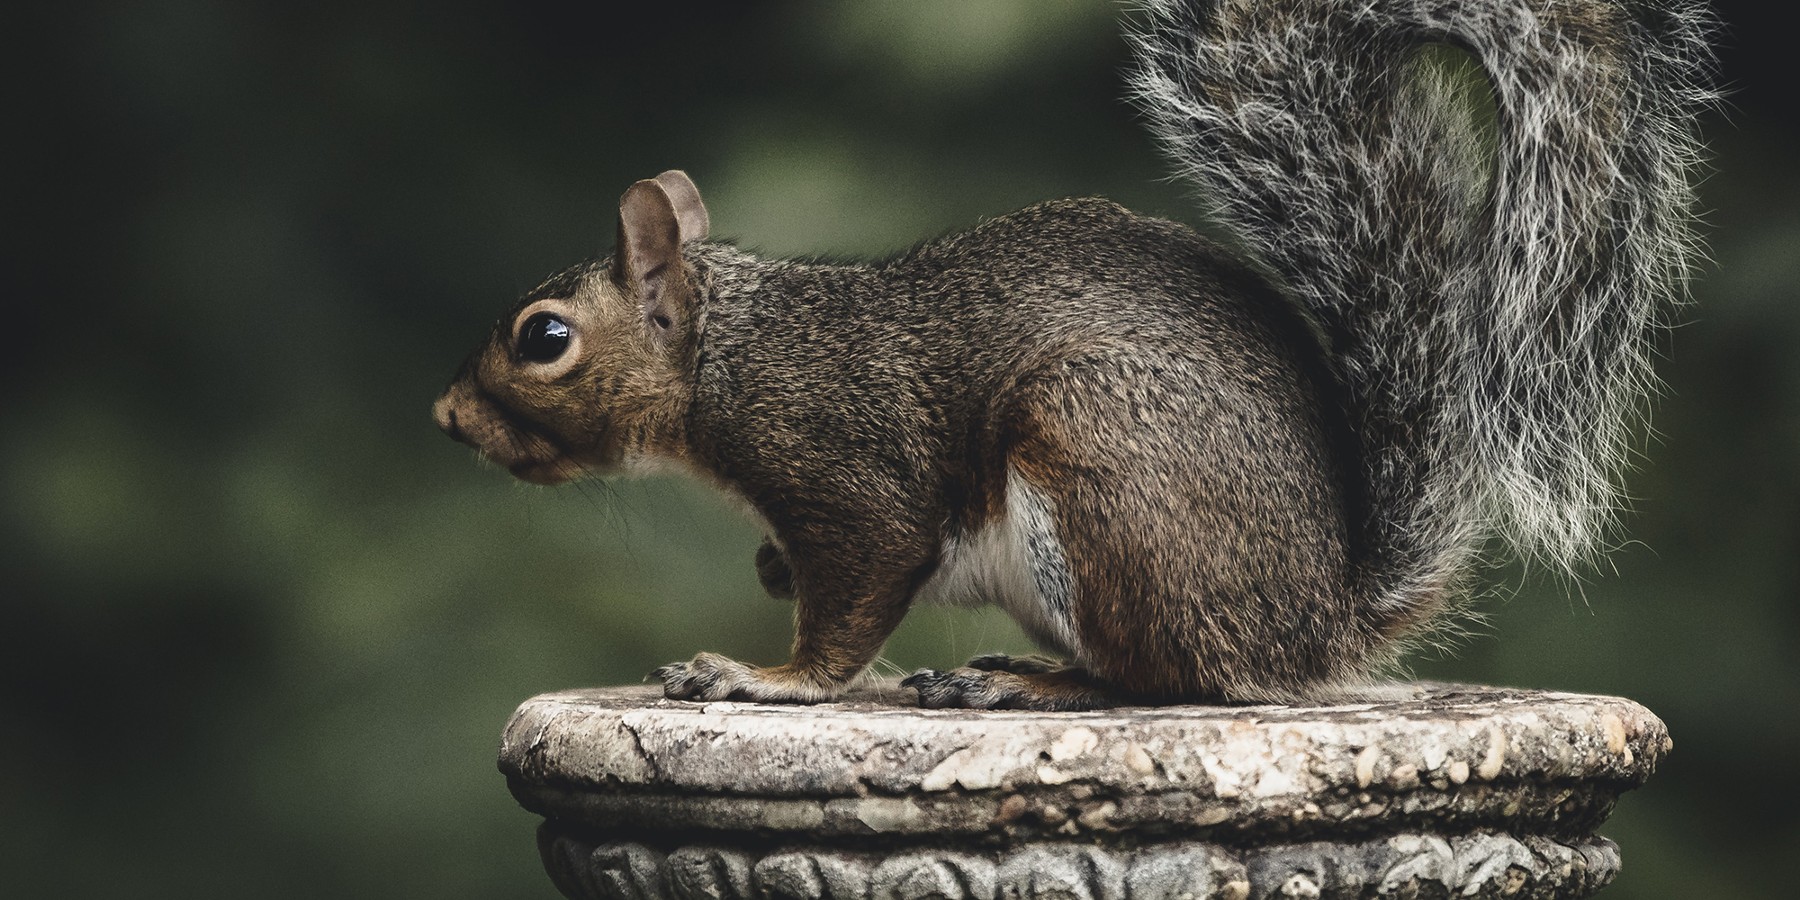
[1127,0,1714,626]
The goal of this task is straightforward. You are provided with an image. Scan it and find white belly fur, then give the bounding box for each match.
[914,469,1082,660]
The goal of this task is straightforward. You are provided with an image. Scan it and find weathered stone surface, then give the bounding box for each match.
[503,682,1665,843]
[503,681,1666,899]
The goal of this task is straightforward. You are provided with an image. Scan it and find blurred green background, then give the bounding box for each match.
[5,1,1794,897]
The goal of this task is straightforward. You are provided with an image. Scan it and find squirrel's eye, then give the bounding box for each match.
[517,313,572,362]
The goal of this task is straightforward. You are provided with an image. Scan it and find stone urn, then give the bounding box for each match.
[499,682,1667,899]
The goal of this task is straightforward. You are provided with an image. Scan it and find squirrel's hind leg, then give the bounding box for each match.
[998,344,1359,703]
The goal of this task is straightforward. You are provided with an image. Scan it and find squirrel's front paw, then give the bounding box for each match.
[652,653,839,704]
[753,539,795,600]
[653,652,756,701]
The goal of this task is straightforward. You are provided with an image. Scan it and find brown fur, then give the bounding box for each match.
[435,0,1710,709]
[438,182,1369,707]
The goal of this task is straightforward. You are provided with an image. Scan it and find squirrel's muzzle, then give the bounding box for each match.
[432,392,468,444]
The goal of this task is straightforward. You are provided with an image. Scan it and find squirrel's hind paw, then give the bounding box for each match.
[963,653,1068,675]
[903,667,1118,711]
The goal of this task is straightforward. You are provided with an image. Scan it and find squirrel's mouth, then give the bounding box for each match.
[435,389,593,485]
[480,423,589,484]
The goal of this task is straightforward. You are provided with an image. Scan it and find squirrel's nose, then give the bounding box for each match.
[432,394,466,443]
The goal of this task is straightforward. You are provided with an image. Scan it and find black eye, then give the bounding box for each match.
[517,313,571,362]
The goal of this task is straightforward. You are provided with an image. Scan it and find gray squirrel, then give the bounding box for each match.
[432,0,1713,709]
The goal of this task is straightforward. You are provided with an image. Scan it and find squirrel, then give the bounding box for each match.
[433,0,1713,710]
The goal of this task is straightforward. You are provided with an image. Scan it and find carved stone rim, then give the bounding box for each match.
[501,682,1667,845]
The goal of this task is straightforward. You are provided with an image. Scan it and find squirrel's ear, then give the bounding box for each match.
[615,179,697,344]
[653,170,709,243]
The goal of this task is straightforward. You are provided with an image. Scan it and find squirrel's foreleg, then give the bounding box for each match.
[655,534,922,703]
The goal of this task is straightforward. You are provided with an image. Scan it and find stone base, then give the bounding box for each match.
[502,682,1667,900]
[538,825,1622,899]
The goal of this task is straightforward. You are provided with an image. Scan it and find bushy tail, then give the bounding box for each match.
[1128,0,1713,625]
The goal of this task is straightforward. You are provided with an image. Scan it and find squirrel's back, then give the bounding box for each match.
[692,197,1345,467]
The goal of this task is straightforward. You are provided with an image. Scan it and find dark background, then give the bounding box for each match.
[5,1,1794,897]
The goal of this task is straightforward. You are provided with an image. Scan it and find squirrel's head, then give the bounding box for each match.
[432,170,711,484]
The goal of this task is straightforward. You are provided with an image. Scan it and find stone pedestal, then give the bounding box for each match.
[500,682,1668,899]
